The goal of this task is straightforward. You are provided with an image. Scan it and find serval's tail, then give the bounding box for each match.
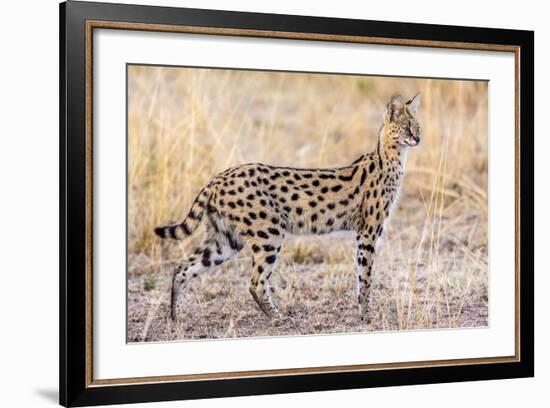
[154,186,213,240]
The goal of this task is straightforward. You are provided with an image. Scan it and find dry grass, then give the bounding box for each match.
[127,65,488,342]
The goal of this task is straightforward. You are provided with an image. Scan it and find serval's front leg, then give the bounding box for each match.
[355,225,380,323]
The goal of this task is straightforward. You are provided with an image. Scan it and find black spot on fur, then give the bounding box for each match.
[181,223,191,235]
[360,168,367,186]
[339,166,358,182]
[266,255,277,264]
[268,227,280,236]
[225,231,241,250]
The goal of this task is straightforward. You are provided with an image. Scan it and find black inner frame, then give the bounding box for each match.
[60,1,534,406]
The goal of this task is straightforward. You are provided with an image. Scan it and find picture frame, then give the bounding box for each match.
[59,1,534,406]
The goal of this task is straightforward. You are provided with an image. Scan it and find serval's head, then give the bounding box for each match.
[382,94,421,147]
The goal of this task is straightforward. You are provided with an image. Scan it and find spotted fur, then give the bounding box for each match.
[155,94,421,321]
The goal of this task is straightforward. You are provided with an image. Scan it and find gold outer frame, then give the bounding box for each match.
[84,20,521,388]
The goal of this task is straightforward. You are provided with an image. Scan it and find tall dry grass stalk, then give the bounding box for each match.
[127,66,488,341]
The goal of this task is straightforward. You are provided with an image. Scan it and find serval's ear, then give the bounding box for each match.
[384,94,404,123]
[406,93,421,115]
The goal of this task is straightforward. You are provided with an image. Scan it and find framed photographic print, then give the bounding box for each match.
[59,1,534,406]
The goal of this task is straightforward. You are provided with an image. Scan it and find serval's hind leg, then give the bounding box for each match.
[246,237,283,321]
[170,236,241,320]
